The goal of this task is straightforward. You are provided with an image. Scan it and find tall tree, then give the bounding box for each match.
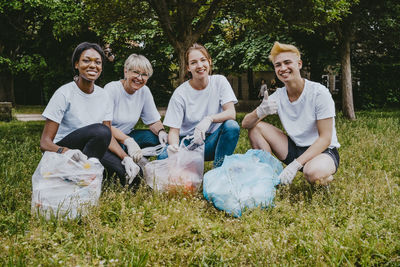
[334,15,356,120]
[84,0,228,83]
[147,0,226,83]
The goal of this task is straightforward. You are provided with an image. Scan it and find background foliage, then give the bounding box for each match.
[1,0,399,108]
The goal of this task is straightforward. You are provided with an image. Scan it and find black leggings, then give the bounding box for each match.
[56,123,111,159]
[100,130,160,186]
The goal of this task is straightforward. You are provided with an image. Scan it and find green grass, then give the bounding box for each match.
[1,110,400,266]
[13,105,45,114]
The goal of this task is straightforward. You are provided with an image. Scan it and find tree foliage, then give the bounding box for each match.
[1,0,398,111]
[0,0,90,104]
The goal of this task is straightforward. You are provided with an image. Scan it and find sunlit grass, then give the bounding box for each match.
[1,110,399,265]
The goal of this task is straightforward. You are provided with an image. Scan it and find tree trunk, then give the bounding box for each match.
[177,45,187,85]
[247,68,255,100]
[0,70,15,106]
[340,34,356,120]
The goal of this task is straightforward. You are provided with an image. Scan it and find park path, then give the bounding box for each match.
[15,108,167,121]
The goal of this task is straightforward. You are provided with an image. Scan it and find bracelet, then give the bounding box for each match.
[56,147,64,154]
[157,128,166,135]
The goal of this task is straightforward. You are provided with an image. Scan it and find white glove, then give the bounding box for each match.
[167,144,179,157]
[193,116,213,145]
[121,156,140,185]
[279,159,303,185]
[124,137,142,162]
[158,130,168,145]
[256,94,278,119]
[64,149,87,162]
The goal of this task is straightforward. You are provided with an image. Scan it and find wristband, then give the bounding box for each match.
[56,147,64,154]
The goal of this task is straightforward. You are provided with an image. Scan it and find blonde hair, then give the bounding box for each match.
[124,54,153,77]
[269,42,301,62]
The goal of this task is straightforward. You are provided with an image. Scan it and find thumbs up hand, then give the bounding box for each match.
[256,93,278,119]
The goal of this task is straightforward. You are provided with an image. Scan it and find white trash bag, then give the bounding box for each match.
[31,151,103,220]
[144,136,204,193]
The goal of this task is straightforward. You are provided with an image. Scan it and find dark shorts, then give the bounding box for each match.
[283,137,340,173]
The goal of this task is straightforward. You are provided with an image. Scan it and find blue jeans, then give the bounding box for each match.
[158,120,240,168]
[124,129,159,149]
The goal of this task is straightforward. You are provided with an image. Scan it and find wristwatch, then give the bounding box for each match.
[56,147,64,154]
[157,128,166,135]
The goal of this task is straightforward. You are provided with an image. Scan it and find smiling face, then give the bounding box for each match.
[273,52,302,84]
[187,49,211,80]
[74,48,102,82]
[123,68,148,93]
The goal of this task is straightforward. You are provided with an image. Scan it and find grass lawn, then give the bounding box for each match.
[1,110,399,266]
[13,105,45,114]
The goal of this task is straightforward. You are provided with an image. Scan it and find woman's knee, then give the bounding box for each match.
[89,123,111,143]
[303,163,332,184]
[94,123,111,139]
[222,120,240,136]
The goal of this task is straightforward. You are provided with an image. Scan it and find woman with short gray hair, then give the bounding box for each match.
[101,53,167,186]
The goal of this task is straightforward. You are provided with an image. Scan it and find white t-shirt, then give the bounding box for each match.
[42,81,113,143]
[104,81,160,134]
[163,75,237,136]
[269,79,340,148]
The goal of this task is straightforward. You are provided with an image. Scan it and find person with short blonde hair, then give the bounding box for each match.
[268,41,301,62]
[242,41,340,186]
[102,53,167,186]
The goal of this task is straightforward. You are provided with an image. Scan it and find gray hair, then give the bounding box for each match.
[124,54,153,77]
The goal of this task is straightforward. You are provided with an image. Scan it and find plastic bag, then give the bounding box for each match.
[203,149,282,217]
[144,136,204,193]
[31,151,103,220]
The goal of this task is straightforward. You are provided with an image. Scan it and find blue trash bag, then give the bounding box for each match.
[203,149,282,217]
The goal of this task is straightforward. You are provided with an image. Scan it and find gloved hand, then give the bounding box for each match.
[121,156,140,185]
[193,116,213,145]
[256,94,278,119]
[124,137,142,162]
[64,149,87,162]
[279,159,303,185]
[158,130,168,145]
[167,144,179,157]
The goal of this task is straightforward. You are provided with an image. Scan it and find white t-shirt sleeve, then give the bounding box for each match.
[315,88,335,120]
[42,88,68,124]
[163,95,184,129]
[218,75,238,105]
[103,83,116,119]
[141,88,161,125]
[103,90,114,122]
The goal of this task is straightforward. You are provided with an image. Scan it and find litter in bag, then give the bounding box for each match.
[203,149,282,217]
[144,136,204,194]
[31,151,103,220]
